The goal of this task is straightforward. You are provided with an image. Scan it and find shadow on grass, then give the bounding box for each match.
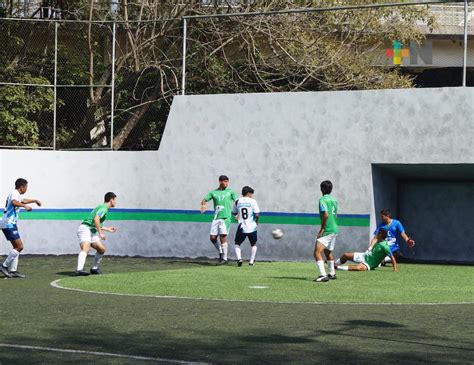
[55,271,78,277]
[271,276,311,281]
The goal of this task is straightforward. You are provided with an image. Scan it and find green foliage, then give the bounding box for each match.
[0,74,54,147]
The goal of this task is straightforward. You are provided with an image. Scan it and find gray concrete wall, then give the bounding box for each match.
[1,87,473,262]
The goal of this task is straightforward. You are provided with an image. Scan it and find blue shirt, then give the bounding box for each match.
[373,219,405,250]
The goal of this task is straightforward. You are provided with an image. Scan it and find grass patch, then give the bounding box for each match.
[59,262,474,304]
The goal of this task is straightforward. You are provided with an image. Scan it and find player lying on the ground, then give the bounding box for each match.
[75,192,117,276]
[336,228,398,272]
[370,209,414,264]
[0,178,42,278]
[232,186,260,266]
[200,175,237,265]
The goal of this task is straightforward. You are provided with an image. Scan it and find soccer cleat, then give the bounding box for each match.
[237,260,243,267]
[249,262,254,266]
[314,275,329,282]
[0,265,12,278]
[9,271,26,278]
[90,268,102,275]
[75,270,90,276]
[218,254,224,264]
[328,274,337,280]
[218,260,228,265]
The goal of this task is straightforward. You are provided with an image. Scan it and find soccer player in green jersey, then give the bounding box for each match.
[335,228,398,272]
[314,180,339,282]
[200,175,238,264]
[75,192,117,276]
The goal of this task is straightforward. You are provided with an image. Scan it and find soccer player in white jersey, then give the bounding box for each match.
[0,178,42,278]
[232,186,260,266]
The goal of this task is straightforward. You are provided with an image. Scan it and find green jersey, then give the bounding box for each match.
[364,241,392,269]
[319,194,338,236]
[82,203,109,233]
[204,188,238,220]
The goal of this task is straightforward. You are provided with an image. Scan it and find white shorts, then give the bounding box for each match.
[353,252,371,270]
[77,224,101,244]
[316,233,337,251]
[209,219,229,236]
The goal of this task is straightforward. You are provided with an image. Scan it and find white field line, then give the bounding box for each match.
[0,343,210,364]
[50,279,474,306]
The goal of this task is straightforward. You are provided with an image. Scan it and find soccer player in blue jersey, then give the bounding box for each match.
[369,209,414,264]
[0,178,42,278]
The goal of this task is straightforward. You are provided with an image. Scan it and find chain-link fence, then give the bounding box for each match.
[0,1,472,150]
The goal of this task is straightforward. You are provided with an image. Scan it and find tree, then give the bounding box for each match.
[1,1,436,149]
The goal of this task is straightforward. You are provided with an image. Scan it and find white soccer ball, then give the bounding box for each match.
[272,228,284,239]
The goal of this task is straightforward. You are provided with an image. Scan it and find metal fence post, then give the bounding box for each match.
[53,21,58,150]
[462,0,468,87]
[110,21,116,149]
[181,18,187,96]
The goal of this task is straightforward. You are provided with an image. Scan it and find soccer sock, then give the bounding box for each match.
[91,253,103,270]
[316,260,327,277]
[337,266,349,271]
[235,245,242,261]
[327,260,335,275]
[213,241,222,253]
[250,246,257,263]
[384,256,391,263]
[10,254,19,272]
[3,249,19,269]
[77,251,88,271]
[335,258,341,265]
[222,243,228,261]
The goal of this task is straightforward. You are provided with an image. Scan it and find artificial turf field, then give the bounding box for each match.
[0,256,473,364]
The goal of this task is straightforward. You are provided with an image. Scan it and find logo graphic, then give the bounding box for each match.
[385,40,433,66]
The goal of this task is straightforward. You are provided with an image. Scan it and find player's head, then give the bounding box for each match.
[376,228,388,241]
[320,180,333,195]
[380,209,392,223]
[218,175,229,189]
[104,192,117,207]
[242,186,254,197]
[15,178,28,194]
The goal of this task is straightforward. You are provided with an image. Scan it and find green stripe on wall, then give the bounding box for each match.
[19,211,369,227]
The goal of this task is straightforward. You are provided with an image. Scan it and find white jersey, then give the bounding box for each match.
[232,197,260,233]
[1,190,23,229]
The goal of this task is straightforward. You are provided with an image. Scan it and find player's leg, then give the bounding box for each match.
[90,240,106,274]
[76,225,92,275]
[210,220,223,261]
[313,236,329,282]
[234,224,245,266]
[337,253,369,271]
[249,231,258,266]
[336,252,355,265]
[8,238,25,278]
[324,249,336,279]
[1,226,23,278]
[218,219,230,264]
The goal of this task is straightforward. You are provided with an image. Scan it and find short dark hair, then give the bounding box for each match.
[377,228,388,240]
[104,192,117,202]
[320,180,333,195]
[219,175,229,182]
[242,186,254,196]
[380,209,392,217]
[15,178,28,189]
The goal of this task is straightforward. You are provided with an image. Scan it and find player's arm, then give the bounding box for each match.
[12,199,32,211]
[254,213,259,225]
[102,226,117,233]
[368,236,377,250]
[94,215,106,240]
[390,255,398,272]
[22,198,42,206]
[318,211,328,238]
[400,227,415,248]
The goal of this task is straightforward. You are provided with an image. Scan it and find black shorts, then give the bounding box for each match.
[235,225,257,246]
